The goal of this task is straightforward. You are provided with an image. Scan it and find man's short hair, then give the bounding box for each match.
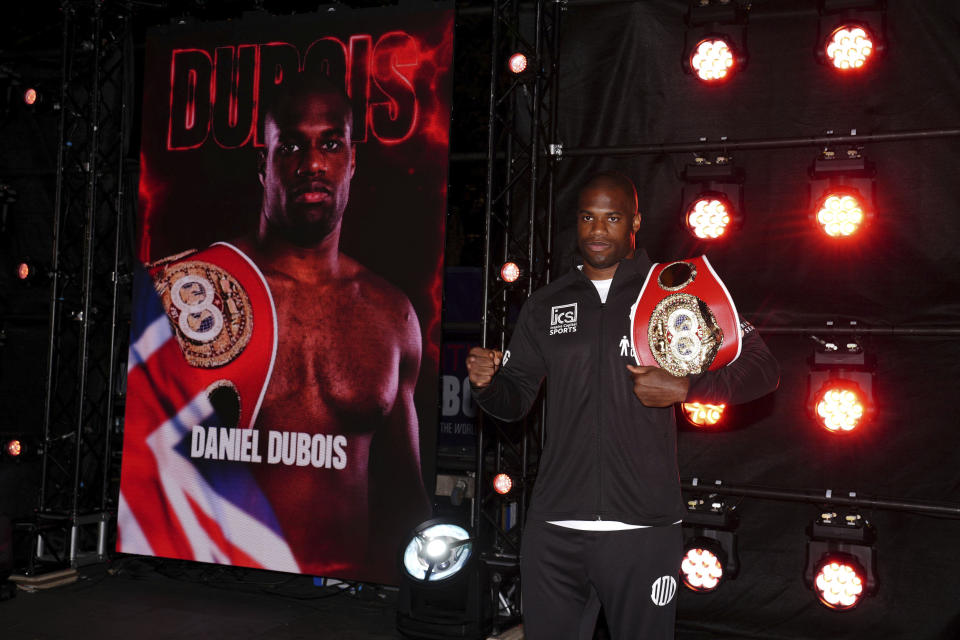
[580,171,638,213]
[261,72,354,129]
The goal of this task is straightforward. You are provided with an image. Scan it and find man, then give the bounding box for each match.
[229,74,431,583]
[466,172,779,638]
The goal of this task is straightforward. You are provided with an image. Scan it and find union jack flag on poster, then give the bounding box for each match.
[117,265,298,571]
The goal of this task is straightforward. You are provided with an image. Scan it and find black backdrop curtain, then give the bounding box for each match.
[551,0,960,637]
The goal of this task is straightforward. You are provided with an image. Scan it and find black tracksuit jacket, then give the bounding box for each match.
[473,251,780,526]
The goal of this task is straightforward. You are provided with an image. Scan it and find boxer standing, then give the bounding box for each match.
[467,172,780,639]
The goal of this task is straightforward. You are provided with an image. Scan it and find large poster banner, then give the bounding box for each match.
[117,6,452,585]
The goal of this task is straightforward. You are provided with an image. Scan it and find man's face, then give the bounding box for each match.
[576,184,641,274]
[260,90,356,244]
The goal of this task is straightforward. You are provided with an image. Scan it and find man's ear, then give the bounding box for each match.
[257,150,266,187]
[349,144,357,178]
[632,211,642,232]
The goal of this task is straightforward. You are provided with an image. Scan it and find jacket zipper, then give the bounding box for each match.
[596,297,605,519]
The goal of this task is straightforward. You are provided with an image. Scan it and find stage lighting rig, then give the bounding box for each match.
[398,519,492,639]
[809,144,876,238]
[805,509,877,610]
[680,487,739,592]
[816,0,886,73]
[683,0,748,84]
[807,328,875,434]
[681,155,744,241]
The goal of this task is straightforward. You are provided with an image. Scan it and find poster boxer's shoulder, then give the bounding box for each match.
[146,247,199,272]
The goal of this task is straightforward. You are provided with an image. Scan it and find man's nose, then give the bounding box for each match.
[297,147,326,176]
[588,218,606,235]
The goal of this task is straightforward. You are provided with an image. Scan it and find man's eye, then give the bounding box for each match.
[278,142,300,154]
[608,216,620,222]
[321,140,342,152]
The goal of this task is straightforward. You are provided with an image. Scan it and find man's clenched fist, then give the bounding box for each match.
[466,347,503,388]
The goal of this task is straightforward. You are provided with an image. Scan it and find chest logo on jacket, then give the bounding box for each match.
[549,303,578,335]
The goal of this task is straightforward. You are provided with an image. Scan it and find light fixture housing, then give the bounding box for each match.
[809,148,876,239]
[23,88,40,106]
[506,51,535,82]
[682,159,744,241]
[683,1,748,84]
[492,473,513,496]
[397,519,492,639]
[499,262,521,284]
[681,539,727,592]
[816,0,887,72]
[507,52,528,75]
[805,510,877,610]
[401,520,474,584]
[807,335,875,434]
[681,402,727,427]
[680,494,739,592]
[5,439,22,458]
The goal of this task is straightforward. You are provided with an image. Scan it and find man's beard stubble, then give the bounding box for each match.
[268,201,344,248]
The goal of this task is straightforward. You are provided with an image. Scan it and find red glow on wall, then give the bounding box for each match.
[137,151,158,261]
[408,15,453,148]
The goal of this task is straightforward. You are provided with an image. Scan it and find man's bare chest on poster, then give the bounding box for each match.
[263,284,400,430]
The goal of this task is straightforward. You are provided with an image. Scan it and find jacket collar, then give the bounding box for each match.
[572,249,653,282]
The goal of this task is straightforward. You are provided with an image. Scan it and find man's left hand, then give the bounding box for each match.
[626,365,689,407]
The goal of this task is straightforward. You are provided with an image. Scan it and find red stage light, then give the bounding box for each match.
[500,262,521,283]
[23,88,38,105]
[825,25,874,71]
[814,556,865,610]
[5,439,21,457]
[690,38,735,82]
[492,473,513,495]
[816,191,865,238]
[686,197,732,240]
[16,262,31,280]
[814,381,866,433]
[508,53,528,75]
[681,546,724,592]
[682,402,726,427]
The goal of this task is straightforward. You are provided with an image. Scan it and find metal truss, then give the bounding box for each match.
[475,0,562,631]
[32,0,132,571]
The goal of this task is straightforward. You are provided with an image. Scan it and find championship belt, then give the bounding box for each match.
[628,255,741,377]
[149,241,277,429]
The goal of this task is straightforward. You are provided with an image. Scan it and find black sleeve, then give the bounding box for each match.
[685,319,780,404]
[472,299,548,422]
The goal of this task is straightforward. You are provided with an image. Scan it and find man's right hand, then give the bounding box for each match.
[466,347,503,389]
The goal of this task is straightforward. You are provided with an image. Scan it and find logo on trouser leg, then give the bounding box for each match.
[650,575,677,606]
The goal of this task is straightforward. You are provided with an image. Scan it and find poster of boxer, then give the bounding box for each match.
[117,6,452,585]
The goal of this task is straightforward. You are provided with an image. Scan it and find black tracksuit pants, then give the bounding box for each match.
[520,520,683,640]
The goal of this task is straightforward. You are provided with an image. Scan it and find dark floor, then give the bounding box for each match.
[3,558,407,640]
